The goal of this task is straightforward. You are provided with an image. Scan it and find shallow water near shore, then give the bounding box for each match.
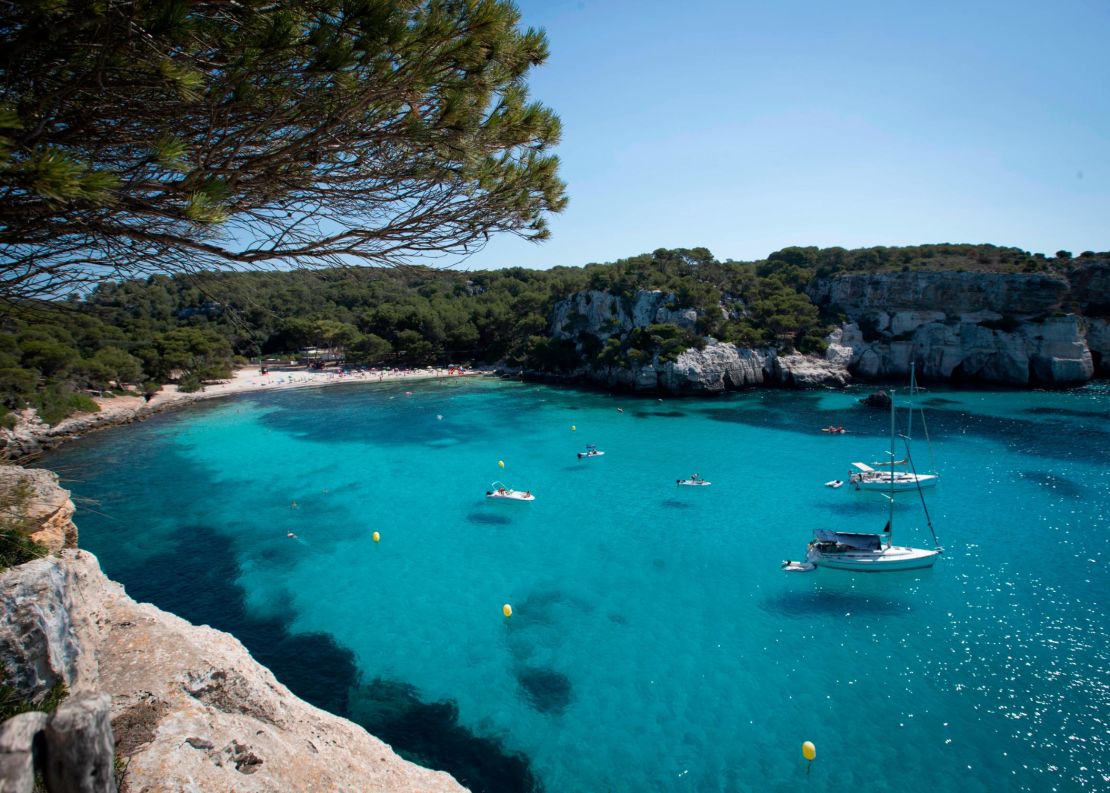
[42,379,1110,792]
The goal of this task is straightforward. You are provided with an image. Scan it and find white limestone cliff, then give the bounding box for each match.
[0,470,467,793]
[543,265,1109,391]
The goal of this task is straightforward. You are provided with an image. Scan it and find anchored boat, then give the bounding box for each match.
[787,389,942,573]
[848,461,937,491]
[845,363,939,492]
[485,481,535,502]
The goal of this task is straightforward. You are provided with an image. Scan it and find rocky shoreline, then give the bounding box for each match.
[535,264,1109,393]
[0,468,468,793]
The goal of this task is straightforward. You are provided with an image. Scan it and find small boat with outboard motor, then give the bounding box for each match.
[485,481,535,502]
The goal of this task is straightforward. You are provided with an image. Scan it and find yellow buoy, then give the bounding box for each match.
[372,531,380,543]
[502,603,513,618]
[498,460,505,468]
[571,425,576,431]
[802,741,816,761]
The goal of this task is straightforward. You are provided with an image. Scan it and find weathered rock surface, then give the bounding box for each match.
[805,265,1110,385]
[42,692,117,793]
[659,342,771,391]
[0,550,467,793]
[547,289,850,392]
[860,390,892,409]
[0,711,49,793]
[551,289,698,341]
[806,270,1073,317]
[0,553,93,702]
[0,466,77,552]
[530,340,850,393]
[1087,318,1110,376]
[0,399,158,463]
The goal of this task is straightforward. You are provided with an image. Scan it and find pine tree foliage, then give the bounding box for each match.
[0,0,567,302]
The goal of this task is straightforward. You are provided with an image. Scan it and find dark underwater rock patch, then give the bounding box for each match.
[111,522,542,792]
[516,666,573,715]
[1019,470,1084,498]
[348,678,542,793]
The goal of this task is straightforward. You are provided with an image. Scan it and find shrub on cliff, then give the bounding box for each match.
[30,383,100,426]
[0,478,47,572]
[0,663,68,721]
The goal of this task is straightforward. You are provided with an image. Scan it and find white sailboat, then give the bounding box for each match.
[847,363,939,491]
[848,461,937,491]
[788,390,942,573]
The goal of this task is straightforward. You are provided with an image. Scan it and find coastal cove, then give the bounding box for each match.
[40,377,1110,792]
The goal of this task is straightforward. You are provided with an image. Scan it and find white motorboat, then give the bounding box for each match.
[577,444,605,459]
[485,481,535,502]
[788,389,942,573]
[824,479,844,489]
[676,475,711,487]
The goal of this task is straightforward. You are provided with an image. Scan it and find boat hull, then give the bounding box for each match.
[850,475,937,492]
[808,545,939,572]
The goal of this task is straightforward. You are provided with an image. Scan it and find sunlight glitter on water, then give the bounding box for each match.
[43,379,1110,792]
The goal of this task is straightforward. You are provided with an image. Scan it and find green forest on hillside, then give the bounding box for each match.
[0,244,1100,428]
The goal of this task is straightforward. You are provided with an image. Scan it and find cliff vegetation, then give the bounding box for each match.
[1,244,1107,425]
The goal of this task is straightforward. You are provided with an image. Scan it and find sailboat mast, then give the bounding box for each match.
[888,388,896,547]
[907,361,915,440]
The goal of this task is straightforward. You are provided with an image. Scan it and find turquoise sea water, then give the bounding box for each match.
[40,379,1110,792]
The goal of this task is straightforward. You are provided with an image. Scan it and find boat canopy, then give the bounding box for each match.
[850,462,876,472]
[814,529,882,550]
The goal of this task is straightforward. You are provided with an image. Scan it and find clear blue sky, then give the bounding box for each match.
[459,0,1109,269]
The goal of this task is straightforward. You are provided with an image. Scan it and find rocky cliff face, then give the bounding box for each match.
[0,398,154,462]
[805,270,1074,317]
[543,264,1109,392]
[0,551,468,793]
[550,289,699,340]
[0,466,77,552]
[0,473,466,793]
[545,289,848,392]
[809,264,1109,385]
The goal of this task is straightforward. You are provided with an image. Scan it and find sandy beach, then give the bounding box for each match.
[103,364,484,415]
[153,364,480,407]
[1,366,489,461]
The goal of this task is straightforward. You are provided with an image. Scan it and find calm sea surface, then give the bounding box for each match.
[41,379,1110,792]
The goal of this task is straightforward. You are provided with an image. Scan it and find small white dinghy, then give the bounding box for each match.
[485,481,535,502]
[825,479,844,489]
[676,475,711,487]
[577,444,605,459]
[782,560,817,572]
